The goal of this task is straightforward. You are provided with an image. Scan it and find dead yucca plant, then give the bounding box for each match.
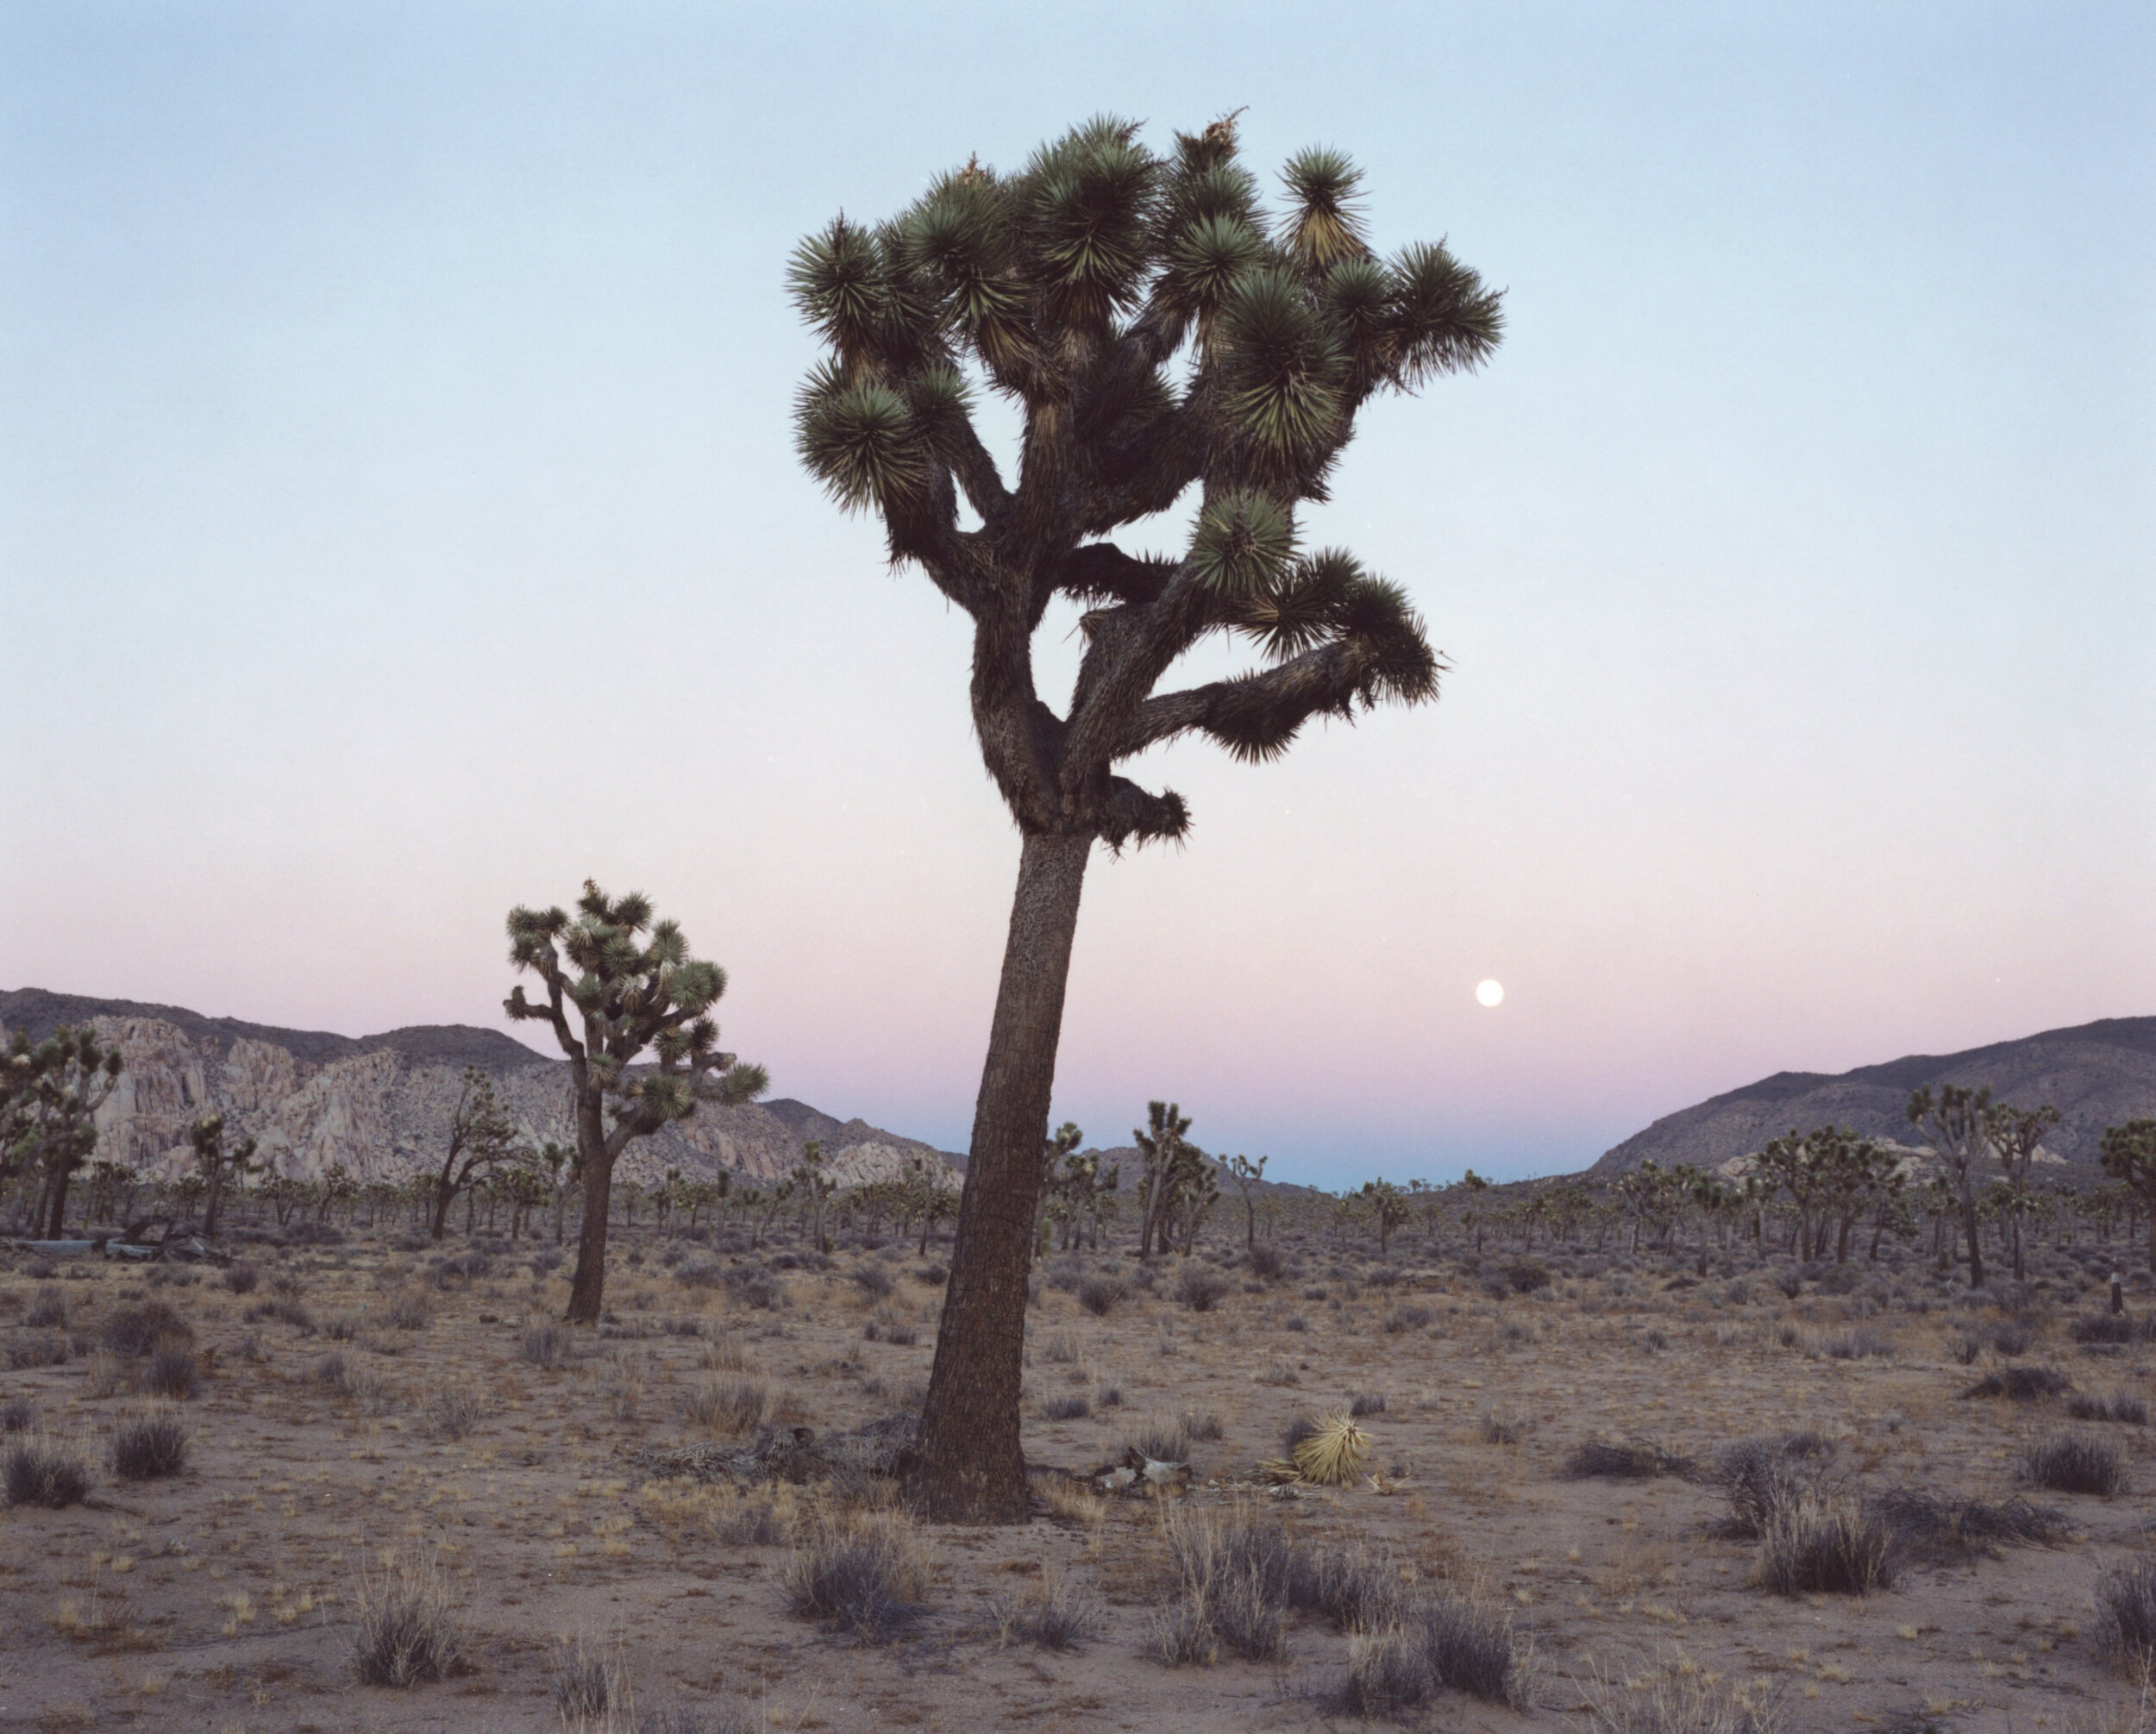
[1284,1409,1372,1487]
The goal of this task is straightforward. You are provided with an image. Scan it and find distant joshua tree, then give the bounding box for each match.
[429,1067,523,1242]
[3,1026,124,1238]
[790,112,1500,1520]
[505,882,768,1324]
[1908,1085,1994,1287]
[2100,1120,2156,1273]
[188,1114,261,1243]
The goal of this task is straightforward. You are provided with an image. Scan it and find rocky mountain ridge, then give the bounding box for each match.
[1595,1015,2156,1177]
[0,987,963,1193]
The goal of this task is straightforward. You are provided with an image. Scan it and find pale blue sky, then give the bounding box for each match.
[3,3,2151,1182]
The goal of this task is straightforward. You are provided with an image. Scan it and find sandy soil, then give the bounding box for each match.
[3,1227,2153,1733]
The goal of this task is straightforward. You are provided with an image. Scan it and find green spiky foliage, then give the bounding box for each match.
[789,113,1499,839]
[2100,1120,2156,1274]
[3,1026,124,1239]
[793,113,1501,1521]
[505,880,768,1323]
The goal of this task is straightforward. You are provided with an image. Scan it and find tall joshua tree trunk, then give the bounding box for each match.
[792,115,1500,1520]
[911,832,1089,1522]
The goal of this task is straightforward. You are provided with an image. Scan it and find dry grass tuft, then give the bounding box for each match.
[1566,1437,1694,1481]
[3,1432,91,1508]
[1961,1365,2071,1402]
[523,1321,576,1369]
[1337,1592,1532,1711]
[684,1376,768,1437]
[2096,1559,2156,1676]
[784,1511,928,1640]
[551,1633,634,1732]
[1752,1493,1897,1596]
[1576,1647,1778,1733]
[2021,1432,2128,1496]
[992,1567,1106,1650]
[110,1408,190,1480]
[350,1552,467,1687]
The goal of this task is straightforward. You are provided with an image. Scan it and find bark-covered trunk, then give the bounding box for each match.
[41,1169,70,1240]
[566,1158,613,1324]
[906,830,1091,1524]
[1959,1167,1986,1289]
[430,1169,455,1241]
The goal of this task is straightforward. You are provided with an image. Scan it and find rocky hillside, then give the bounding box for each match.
[1595,1015,2156,1176]
[0,987,962,1193]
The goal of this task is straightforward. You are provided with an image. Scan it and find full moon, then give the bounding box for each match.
[1476,979,1505,1008]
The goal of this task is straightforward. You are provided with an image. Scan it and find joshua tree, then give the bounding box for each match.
[793,1140,837,1253]
[3,1027,127,1238]
[1133,1100,1195,1257]
[1984,1101,2060,1282]
[429,1067,524,1241]
[2100,1120,2156,1272]
[1226,1153,1268,1253]
[1360,1177,1410,1258]
[1908,1084,1993,1287]
[188,1114,260,1242]
[790,113,1499,1520]
[505,881,768,1324]
[1036,1120,1085,1250]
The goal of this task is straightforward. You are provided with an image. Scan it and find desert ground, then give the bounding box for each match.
[4,1222,2156,1734]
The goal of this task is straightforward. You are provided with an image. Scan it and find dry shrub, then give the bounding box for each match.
[3,1433,91,1508]
[2096,1559,2156,1675]
[1127,1417,1193,1463]
[1577,1647,1778,1733]
[552,1633,634,1732]
[1176,1267,1230,1312]
[223,1262,260,1295]
[2069,1392,2151,1426]
[1077,1275,1125,1317]
[698,1334,749,1373]
[378,1290,433,1330]
[523,1321,576,1369]
[2021,1433,2127,1497]
[0,1397,36,1433]
[1866,1486,2068,1557]
[103,1302,190,1357]
[141,1340,198,1400]
[313,1351,391,1412]
[1039,1393,1091,1421]
[1961,1365,2071,1401]
[1338,1593,1532,1711]
[110,1407,190,1480]
[685,1376,768,1437]
[25,1287,67,1328]
[1752,1493,1897,1595]
[351,1551,467,1686]
[993,1567,1106,1650]
[1566,1437,1693,1481]
[784,1511,927,1640]
[423,1386,487,1441]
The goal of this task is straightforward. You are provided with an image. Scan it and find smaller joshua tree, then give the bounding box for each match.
[3,1026,125,1238]
[429,1067,523,1243]
[188,1114,261,1243]
[505,882,768,1324]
